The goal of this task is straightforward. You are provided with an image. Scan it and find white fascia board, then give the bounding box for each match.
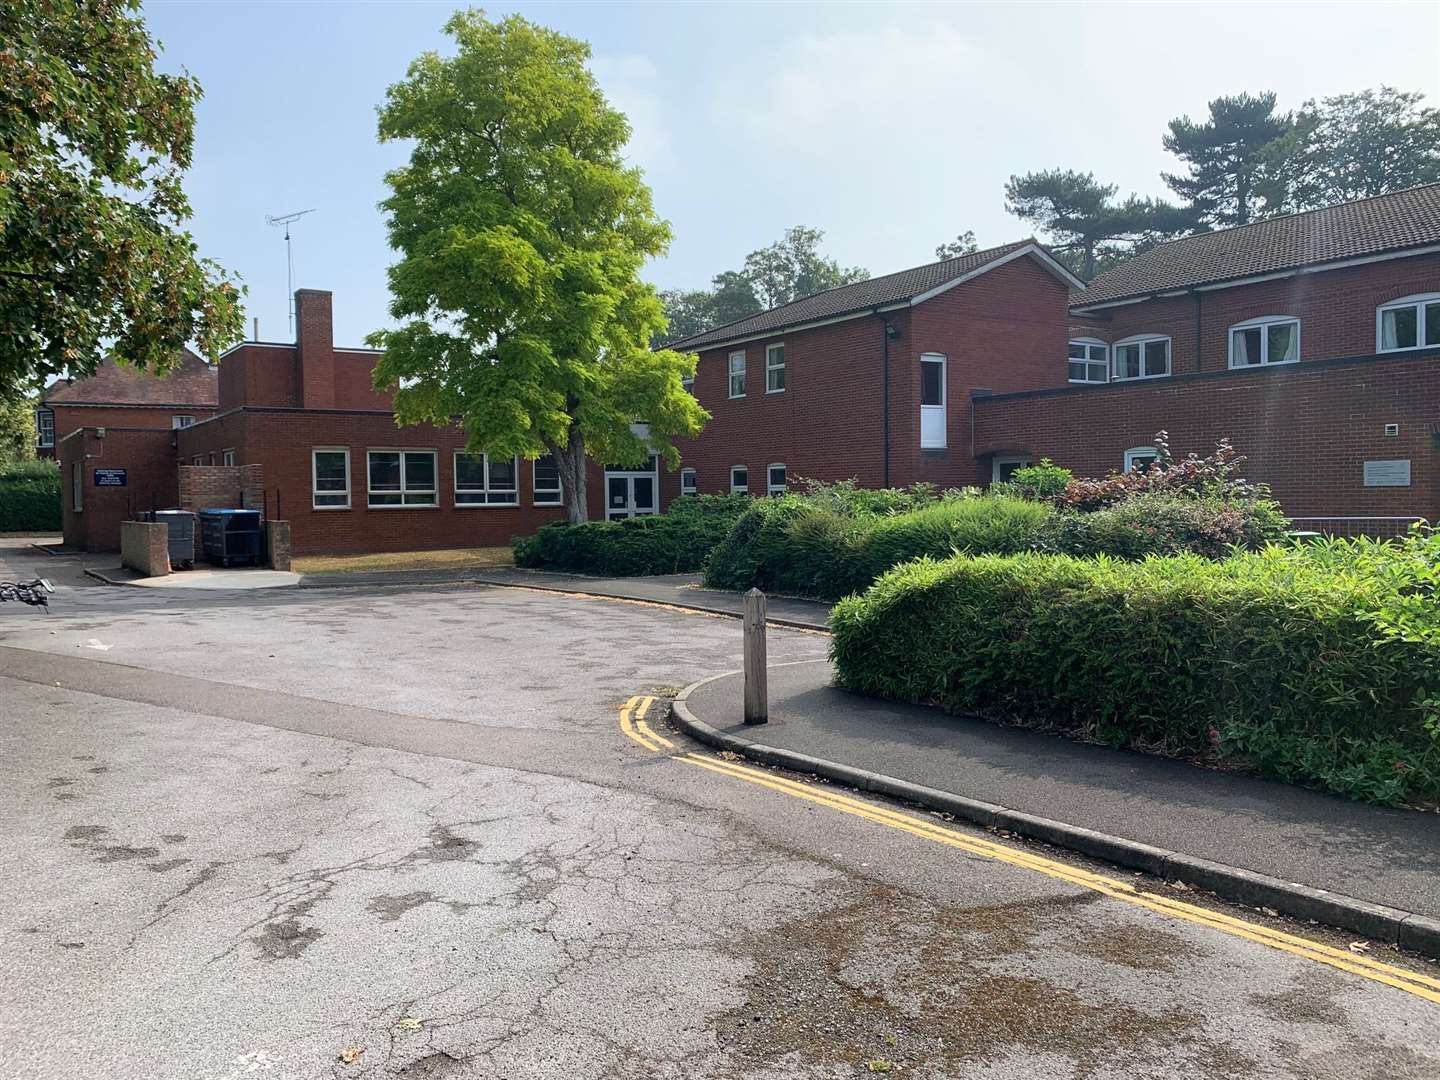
[217,340,296,359]
[680,303,909,354]
[910,245,1084,307]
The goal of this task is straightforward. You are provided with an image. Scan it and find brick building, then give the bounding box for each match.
[55,185,1440,553]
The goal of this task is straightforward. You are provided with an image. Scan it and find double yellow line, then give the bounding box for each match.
[618,695,1440,1005]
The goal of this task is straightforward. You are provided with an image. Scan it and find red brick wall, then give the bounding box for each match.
[178,465,264,514]
[218,345,299,409]
[49,404,216,446]
[332,350,396,411]
[973,348,1440,521]
[1071,252,1440,374]
[58,428,179,552]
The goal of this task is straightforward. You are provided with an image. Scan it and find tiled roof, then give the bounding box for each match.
[1071,183,1440,309]
[44,349,218,407]
[666,240,1055,351]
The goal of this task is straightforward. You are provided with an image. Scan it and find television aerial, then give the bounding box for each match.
[265,208,317,337]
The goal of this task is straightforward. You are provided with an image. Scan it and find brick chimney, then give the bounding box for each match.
[295,289,335,410]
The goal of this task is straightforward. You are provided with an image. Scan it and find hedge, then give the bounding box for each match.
[512,493,749,576]
[704,494,1054,601]
[1030,492,1290,560]
[831,543,1440,805]
[0,460,61,533]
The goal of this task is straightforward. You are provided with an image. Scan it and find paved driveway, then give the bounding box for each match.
[1,539,1436,1079]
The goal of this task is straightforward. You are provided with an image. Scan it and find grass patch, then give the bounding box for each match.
[293,546,514,575]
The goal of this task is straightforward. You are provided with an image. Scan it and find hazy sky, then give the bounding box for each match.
[142,0,1440,348]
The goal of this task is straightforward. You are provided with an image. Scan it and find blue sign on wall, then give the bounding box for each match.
[93,468,127,487]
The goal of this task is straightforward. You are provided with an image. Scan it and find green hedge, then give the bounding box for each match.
[704,494,1054,601]
[1030,492,1289,559]
[830,545,1440,805]
[0,460,61,532]
[512,493,750,576]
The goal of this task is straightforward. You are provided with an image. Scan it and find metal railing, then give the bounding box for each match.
[1287,516,1427,539]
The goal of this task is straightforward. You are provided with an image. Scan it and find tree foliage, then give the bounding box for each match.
[935,230,979,259]
[369,10,707,523]
[0,395,37,465]
[0,0,243,399]
[1004,169,1187,280]
[1162,92,1290,228]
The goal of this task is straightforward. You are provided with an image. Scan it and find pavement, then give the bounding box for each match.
[3,538,1438,1078]
[678,659,1440,932]
[87,565,302,589]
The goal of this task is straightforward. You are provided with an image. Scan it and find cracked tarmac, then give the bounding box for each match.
[1,542,1437,1078]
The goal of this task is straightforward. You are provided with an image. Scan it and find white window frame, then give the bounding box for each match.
[222,449,236,467]
[728,350,747,398]
[919,352,947,449]
[171,414,196,429]
[730,465,749,495]
[367,448,438,509]
[1124,446,1160,473]
[765,343,786,394]
[680,468,697,496]
[1376,293,1440,353]
[35,408,55,448]
[1112,335,1171,381]
[1067,338,1109,384]
[191,454,203,466]
[766,463,786,495]
[1228,315,1300,368]
[681,373,695,393]
[533,454,563,507]
[992,454,1033,484]
[311,447,351,510]
[454,451,519,507]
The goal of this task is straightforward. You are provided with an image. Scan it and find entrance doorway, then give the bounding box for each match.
[604,456,658,520]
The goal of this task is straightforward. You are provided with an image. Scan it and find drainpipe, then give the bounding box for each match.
[1193,290,1203,373]
[875,311,896,487]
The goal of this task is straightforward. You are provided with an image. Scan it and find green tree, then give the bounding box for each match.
[935,231,979,259]
[1260,87,1440,213]
[740,225,868,309]
[1163,92,1291,227]
[0,396,37,464]
[0,0,243,399]
[1004,170,1188,280]
[369,10,707,524]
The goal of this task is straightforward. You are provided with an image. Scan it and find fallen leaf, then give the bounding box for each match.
[339,1047,365,1065]
[393,1017,423,1032]
[1348,941,1371,954]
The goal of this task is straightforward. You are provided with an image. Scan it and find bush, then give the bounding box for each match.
[1031,492,1290,559]
[705,493,1054,601]
[511,493,749,576]
[831,540,1440,805]
[0,460,61,532]
[1008,458,1072,500]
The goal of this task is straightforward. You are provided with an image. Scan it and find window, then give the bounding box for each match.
[312,448,350,509]
[454,452,518,506]
[192,455,203,466]
[368,449,437,507]
[1067,339,1108,383]
[1112,336,1170,381]
[222,449,236,467]
[1124,446,1160,473]
[730,465,748,495]
[919,353,946,448]
[171,415,196,429]
[35,409,54,448]
[533,454,562,506]
[1229,316,1299,367]
[728,350,746,398]
[1377,293,1440,352]
[992,455,1032,484]
[71,461,82,513]
[767,463,786,495]
[681,372,695,393]
[680,468,697,496]
[765,343,786,393]
[207,452,216,466]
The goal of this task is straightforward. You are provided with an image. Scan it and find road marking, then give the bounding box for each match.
[618,699,1440,1005]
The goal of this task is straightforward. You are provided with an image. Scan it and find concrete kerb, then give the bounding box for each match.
[670,669,1438,960]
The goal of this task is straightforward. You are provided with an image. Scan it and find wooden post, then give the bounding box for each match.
[743,587,768,725]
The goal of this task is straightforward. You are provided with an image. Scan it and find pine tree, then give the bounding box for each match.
[1162,92,1291,227]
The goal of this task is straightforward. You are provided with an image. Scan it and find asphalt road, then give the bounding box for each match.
[2,540,1437,1079]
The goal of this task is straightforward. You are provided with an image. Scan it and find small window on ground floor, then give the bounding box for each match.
[455,452,519,506]
[533,454,562,506]
[767,463,786,495]
[1124,446,1159,473]
[368,449,437,507]
[312,448,350,509]
[992,455,1033,484]
[681,468,697,495]
[730,466,748,495]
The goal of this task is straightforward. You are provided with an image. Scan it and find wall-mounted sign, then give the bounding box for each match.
[1362,459,1410,487]
[93,468,127,487]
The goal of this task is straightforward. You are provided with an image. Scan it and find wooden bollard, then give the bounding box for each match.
[743,588,768,725]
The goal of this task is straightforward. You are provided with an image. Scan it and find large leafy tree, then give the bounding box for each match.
[1259,87,1440,213]
[0,395,37,464]
[0,0,242,399]
[1162,92,1291,228]
[1004,169,1188,280]
[370,11,706,524]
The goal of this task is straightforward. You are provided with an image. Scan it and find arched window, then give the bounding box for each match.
[1229,315,1299,367]
[1377,293,1440,352]
[1112,335,1170,381]
[1067,338,1108,383]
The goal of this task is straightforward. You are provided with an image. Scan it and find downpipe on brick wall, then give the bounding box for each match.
[875,311,900,487]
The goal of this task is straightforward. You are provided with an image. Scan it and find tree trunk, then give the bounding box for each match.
[546,428,588,524]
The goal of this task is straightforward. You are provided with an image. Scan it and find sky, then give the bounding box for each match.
[142,0,1440,349]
